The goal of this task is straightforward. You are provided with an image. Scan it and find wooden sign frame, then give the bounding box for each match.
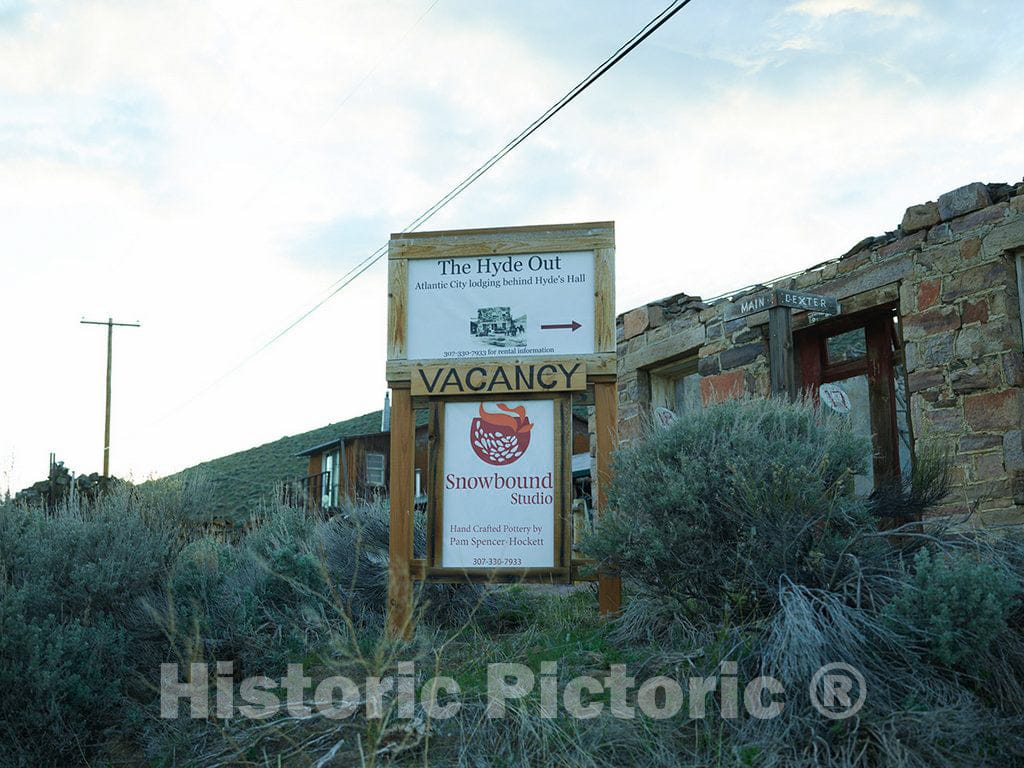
[387,221,617,381]
[422,393,572,583]
[386,222,620,638]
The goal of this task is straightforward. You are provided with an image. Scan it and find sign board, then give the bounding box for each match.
[428,396,571,578]
[385,223,618,630]
[653,406,677,429]
[775,289,840,315]
[728,288,840,320]
[407,252,595,360]
[819,382,852,414]
[386,222,616,382]
[412,361,587,397]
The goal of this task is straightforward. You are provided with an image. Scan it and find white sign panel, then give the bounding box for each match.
[653,406,677,429]
[407,251,595,361]
[819,383,852,415]
[441,399,555,569]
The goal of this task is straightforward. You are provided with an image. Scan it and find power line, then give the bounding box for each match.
[146,0,695,425]
[401,0,695,235]
[80,317,141,476]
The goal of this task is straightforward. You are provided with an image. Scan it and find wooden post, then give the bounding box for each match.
[339,440,350,501]
[103,319,113,477]
[387,385,414,639]
[594,379,621,616]
[768,306,797,400]
[80,317,139,477]
[865,316,899,487]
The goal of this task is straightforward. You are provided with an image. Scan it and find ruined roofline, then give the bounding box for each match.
[621,178,1024,316]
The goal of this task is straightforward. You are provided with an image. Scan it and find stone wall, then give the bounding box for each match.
[616,178,1024,524]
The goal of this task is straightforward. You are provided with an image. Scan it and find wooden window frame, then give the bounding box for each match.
[648,356,699,413]
[796,304,904,488]
[365,452,386,487]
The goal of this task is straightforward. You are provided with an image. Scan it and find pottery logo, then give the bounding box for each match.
[470,403,533,466]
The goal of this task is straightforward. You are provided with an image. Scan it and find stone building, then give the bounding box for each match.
[615,179,1024,524]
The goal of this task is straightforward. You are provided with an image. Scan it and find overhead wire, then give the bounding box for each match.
[142,0,696,429]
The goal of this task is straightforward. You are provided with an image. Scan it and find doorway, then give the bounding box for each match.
[796,306,912,493]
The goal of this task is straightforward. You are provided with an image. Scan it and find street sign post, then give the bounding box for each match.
[728,287,840,400]
[385,222,619,637]
[727,288,840,320]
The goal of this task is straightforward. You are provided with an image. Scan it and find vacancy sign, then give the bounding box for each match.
[406,251,595,361]
[441,399,555,569]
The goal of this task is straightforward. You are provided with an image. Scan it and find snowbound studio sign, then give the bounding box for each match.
[406,252,595,361]
[441,400,555,569]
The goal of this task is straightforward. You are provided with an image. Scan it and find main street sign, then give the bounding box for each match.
[725,287,840,400]
[728,288,840,319]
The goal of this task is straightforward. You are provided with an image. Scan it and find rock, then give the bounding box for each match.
[938,182,992,221]
[901,202,941,233]
[1004,430,1024,470]
[698,354,721,376]
[1004,352,1024,387]
[649,305,666,328]
[917,278,941,311]
[950,364,999,394]
[954,322,1013,359]
[988,183,1016,203]
[942,261,1011,302]
[965,389,1023,431]
[902,306,960,339]
[962,299,989,325]
[878,229,926,259]
[622,308,650,340]
[960,433,1003,452]
[907,332,955,369]
[960,237,982,260]
[981,216,1024,258]
[699,370,745,404]
[907,368,944,392]
[949,204,1005,233]
[719,342,767,371]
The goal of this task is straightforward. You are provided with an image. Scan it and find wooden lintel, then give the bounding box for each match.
[388,222,614,261]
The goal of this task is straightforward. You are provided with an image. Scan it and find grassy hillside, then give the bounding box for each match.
[161,410,387,521]
[163,405,576,522]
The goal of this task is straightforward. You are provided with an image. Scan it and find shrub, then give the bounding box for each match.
[0,491,177,765]
[581,397,1024,767]
[584,397,873,628]
[156,502,491,678]
[887,547,1022,667]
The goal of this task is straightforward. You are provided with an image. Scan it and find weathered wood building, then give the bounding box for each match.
[290,404,592,512]
[614,179,1024,524]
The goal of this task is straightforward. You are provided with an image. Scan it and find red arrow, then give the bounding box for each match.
[540,320,582,331]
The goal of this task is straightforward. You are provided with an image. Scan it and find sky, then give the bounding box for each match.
[2,0,1023,493]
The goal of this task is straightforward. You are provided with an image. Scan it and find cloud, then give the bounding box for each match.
[787,0,922,19]
[1,0,1022,494]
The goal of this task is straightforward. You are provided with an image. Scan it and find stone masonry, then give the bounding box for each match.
[615,178,1024,525]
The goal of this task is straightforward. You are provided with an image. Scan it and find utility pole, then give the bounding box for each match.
[80,317,140,477]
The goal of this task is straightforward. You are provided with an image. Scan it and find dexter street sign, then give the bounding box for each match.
[776,289,840,314]
[728,288,840,319]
